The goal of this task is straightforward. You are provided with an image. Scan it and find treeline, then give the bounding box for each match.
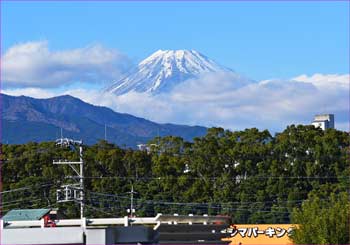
[1,125,349,225]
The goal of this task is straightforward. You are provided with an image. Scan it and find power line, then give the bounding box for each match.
[0,198,43,209]
[85,191,336,207]
[1,201,52,214]
[87,191,129,199]
[0,183,55,194]
[80,175,350,180]
[1,196,44,206]
[84,198,296,215]
[84,203,120,217]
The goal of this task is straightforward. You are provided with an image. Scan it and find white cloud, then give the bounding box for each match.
[292,73,349,89]
[98,73,348,132]
[4,43,349,132]
[2,41,131,88]
[170,71,254,103]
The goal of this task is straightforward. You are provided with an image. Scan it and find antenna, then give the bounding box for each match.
[60,128,63,138]
[104,124,107,141]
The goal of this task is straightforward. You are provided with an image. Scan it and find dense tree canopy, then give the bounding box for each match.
[292,191,349,244]
[1,125,349,232]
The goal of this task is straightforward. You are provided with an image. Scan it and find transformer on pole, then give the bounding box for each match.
[53,137,84,219]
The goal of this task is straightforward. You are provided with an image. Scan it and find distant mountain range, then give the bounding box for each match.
[2,50,254,146]
[105,49,249,95]
[1,94,206,147]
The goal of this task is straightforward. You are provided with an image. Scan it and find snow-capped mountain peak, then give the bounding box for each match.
[138,49,226,73]
[105,49,233,95]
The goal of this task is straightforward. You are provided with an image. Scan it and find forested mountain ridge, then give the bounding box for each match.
[2,125,348,228]
[1,93,206,146]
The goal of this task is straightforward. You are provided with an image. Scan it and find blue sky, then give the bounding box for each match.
[2,1,349,132]
[2,1,349,80]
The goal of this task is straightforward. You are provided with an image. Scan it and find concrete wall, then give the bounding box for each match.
[1,226,158,244]
[1,227,84,244]
[85,228,115,245]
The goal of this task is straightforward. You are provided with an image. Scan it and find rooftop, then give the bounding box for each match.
[3,209,51,222]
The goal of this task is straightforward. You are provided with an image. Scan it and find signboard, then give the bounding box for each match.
[221,224,296,245]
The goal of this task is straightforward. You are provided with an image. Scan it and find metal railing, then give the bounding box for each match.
[1,213,230,230]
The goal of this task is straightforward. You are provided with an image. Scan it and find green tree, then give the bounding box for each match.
[291,192,349,244]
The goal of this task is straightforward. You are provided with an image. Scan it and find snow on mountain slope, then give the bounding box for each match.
[105,49,235,95]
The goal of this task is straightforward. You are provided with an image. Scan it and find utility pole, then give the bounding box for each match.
[79,144,84,220]
[127,184,137,219]
[53,138,84,220]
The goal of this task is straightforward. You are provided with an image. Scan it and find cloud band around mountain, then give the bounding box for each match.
[2,41,348,133]
[101,74,349,132]
[6,73,347,132]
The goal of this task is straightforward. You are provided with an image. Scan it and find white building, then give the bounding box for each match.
[137,143,158,154]
[312,114,334,130]
[137,144,149,151]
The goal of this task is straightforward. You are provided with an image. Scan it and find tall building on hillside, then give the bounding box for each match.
[312,114,334,130]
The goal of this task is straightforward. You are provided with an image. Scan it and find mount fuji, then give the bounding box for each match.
[105,49,249,95]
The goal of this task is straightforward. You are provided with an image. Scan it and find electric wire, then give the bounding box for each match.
[81,175,350,180]
[85,190,338,206]
[0,198,43,209]
[0,183,55,194]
